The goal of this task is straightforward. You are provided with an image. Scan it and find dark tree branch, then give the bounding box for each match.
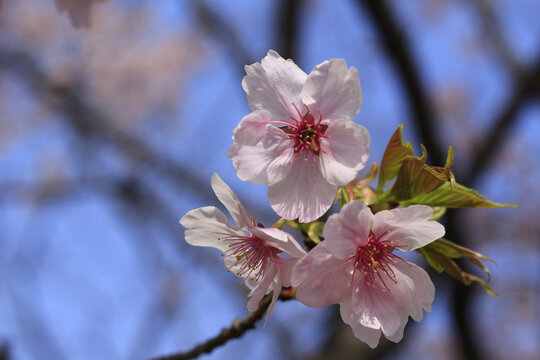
[356,1,540,360]
[190,0,254,69]
[359,0,445,166]
[276,0,302,61]
[149,294,272,360]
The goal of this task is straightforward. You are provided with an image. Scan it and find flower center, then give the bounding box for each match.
[270,104,328,167]
[218,231,281,281]
[349,230,406,292]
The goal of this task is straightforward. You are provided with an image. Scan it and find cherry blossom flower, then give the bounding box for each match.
[179,173,306,321]
[291,201,445,347]
[228,50,370,223]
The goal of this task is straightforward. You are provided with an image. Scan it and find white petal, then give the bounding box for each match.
[247,263,277,312]
[372,205,445,251]
[233,110,273,146]
[211,173,251,229]
[324,200,373,259]
[301,59,362,122]
[244,277,258,291]
[268,159,337,222]
[265,266,282,325]
[250,227,306,258]
[339,297,382,348]
[319,120,370,185]
[242,50,307,121]
[228,130,294,185]
[179,206,242,252]
[292,243,352,307]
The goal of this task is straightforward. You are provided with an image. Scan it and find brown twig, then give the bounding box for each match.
[149,294,272,360]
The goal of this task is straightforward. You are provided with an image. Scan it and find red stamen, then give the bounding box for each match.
[266,104,328,166]
[214,231,280,281]
[348,231,407,292]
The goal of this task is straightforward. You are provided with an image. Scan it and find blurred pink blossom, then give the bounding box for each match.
[55,0,93,28]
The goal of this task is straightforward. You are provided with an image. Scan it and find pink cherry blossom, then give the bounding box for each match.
[179,173,306,321]
[292,201,445,347]
[228,50,370,223]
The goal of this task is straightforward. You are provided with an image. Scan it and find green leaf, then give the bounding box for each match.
[305,221,324,243]
[352,186,378,205]
[430,206,447,221]
[400,182,519,208]
[382,145,454,202]
[418,239,498,296]
[286,220,324,249]
[358,163,379,187]
[338,164,379,207]
[377,125,413,193]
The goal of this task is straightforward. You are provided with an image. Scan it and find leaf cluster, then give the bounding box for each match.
[330,125,517,295]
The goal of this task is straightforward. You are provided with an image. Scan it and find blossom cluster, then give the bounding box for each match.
[180,50,447,347]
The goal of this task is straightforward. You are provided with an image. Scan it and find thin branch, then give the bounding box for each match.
[463,59,540,186]
[149,294,272,360]
[469,0,522,77]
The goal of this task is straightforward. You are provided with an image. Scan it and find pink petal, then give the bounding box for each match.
[324,200,373,259]
[301,59,362,123]
[339,297,382,348]
[55,0,91,28]
[276,257,302,288]
[179,206,243,252]
[250,227,306,258]
[390,261,435,322]
[372,205,445,251]
[319,120,370,185]
[211,173,251,229]
[385,323,407,343]
[242,50,307,121]
[351,281,403,337]
[228,130,294,185]
[292,243,351,307]
[268,159,337,222]
[233,110,273,146]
